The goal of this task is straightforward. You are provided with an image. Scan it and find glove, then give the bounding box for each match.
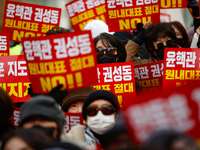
[48,84,68,106]
[28,84,39,97]
[187,0,199,18]
[133,23,145,42]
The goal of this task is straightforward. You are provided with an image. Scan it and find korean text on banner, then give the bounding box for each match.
[105,0,160,32]
[2,0,61,42]
[94,62,136,109]
[64,112,84,132]
[0,55,31,102]
[160,0,189,9]
[0,33,9,56]
[11,107,21,128]
[124,82,200,144]
[65,0,106,31]
[134,61,163,92]
[163,48,200,89]
[22,30,98,94]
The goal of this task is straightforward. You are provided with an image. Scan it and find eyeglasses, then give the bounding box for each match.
[86,105,116,116]
[96,47,117,56]
[156,40,174,49]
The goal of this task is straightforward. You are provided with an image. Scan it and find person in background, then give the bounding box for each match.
[113,31,133,46]
[19,95,65,141]
[1,128,52,150]
[46,26,71,35]
[66,90,119,148]
[61,86,94,113]
[0,87,15,141]
[94,32,127,64]
[170,21,190,48]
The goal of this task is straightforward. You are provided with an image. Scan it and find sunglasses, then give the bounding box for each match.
[96,47,117,56]
[86,105,116,116]
[156,40,174,49]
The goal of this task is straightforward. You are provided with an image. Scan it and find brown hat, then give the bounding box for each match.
[61,86,94,112]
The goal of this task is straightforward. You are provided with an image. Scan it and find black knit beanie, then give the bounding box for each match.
[19,95,65,138]
[82,90,119,120]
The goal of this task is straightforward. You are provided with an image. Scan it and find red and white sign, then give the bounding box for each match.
[163,48,200,89]
[64,112,84,132]
[94,62,136,109]
[134,61,163,92]
[2,0,61,42]
[160,13,171,22]
[0,55,31,102]
[11,107,20,128]
[0,33,9,56]
[124,82,200,144]
[66,0,107,31]
[22,31,98,94]
[160,0,189,9]
[105,0,160,32]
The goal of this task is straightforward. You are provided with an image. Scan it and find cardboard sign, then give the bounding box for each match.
[160,0,189,9]
[2,0,61,42]
[163,48,200,89]
[64,112,84,132]
[65,0,106,31]
[10,108,84,132]
[22,31,98,94]
[134,61,163,92]
[0,55,31,102]
[0,33,9,56]
[124,82,200,144]
[160,13,171,22]
[105,0,160,32]
[93,62,136,109]
[11,107,20,128]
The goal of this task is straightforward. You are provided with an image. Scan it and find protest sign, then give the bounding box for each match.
[134,61,163,92]
[2,0,61,42]
[163,48,200,89]
[124,82,200,144]
[22,30,98,94]
[0,55,30,102]
[160,0,189,9]
[11,107,20,128]
[66,0,106,31]
[64,112,84,132]
[93,62,136,109]
[160,13,171,22]
[0,33,9,56]
[105,0,160,32]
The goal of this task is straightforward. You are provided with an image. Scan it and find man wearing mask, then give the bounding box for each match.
[19,95,65,140]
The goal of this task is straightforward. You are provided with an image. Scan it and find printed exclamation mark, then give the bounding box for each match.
[18,82,22,97]
[178,0,182,7]
[117,95,123,108]
[75,72,82,87]
[172,0,176,7]
[66,74,74,89]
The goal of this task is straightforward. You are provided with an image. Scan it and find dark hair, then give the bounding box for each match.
[46,26,71,35]
[0,87,14,124]
[145,22,177,54]
[1,129,52,150]
[94,33,127,62]
[170,21,190,48]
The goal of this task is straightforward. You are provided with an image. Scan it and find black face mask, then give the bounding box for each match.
[31,125,55,139]
[154,45,174,60]
[97,54,118,64]
[176,38,184,47]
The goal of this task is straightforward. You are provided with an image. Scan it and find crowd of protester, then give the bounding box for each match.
[1,0,200,150]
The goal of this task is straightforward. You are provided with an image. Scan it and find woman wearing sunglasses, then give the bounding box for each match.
[66,90,119,148]
[126,22,180,65]
[94,33,127,64]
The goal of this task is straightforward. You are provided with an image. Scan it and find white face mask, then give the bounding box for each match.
[87,110,116,135]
